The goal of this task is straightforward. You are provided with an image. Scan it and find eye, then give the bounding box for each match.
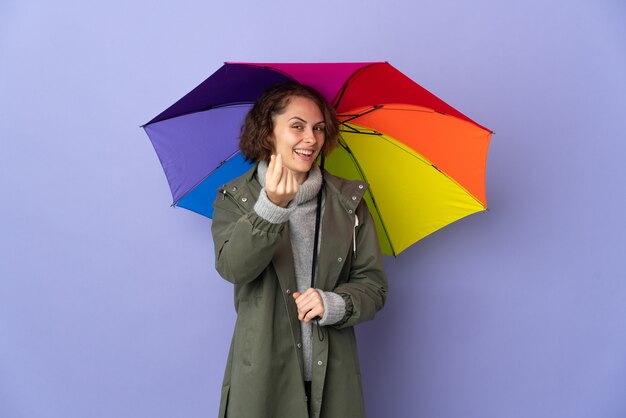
[291,124,303,130]
[314,125,325,132]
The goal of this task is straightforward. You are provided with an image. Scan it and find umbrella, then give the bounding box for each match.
[143,62,492,256]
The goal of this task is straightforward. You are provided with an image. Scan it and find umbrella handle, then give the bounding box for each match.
[353,214,359,256]
[312,156,325,342]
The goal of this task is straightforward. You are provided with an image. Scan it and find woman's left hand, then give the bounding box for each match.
[292,288,325,322]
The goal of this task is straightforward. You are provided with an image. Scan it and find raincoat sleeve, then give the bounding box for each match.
[333,200,388,329]
[211,189,285,285]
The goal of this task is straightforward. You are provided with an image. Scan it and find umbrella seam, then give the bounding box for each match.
[337,137,397,256]
[332,63,384,110]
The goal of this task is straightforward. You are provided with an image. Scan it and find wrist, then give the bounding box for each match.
[267,194,291,208]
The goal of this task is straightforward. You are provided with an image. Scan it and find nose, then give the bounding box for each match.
[303,127,317,143]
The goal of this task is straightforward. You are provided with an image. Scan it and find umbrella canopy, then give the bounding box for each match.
[143,62,492,256]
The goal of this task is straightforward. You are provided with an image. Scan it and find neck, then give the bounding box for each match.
[295,172,308,185]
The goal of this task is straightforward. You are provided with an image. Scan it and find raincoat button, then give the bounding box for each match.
[317,360,323,366]
[231,186,237,192]
[241,197,248,202]
[352,196,357,200]
[286,289,291,295]
[358,184,364,189]
[297,343,302,349]
[337,257,342,262]
[348,209,353,214]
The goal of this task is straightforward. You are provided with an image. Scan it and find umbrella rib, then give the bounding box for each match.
[338,105,384,124]
[338,137,397,256]
[339,123,382,136]
[143,102,254,127]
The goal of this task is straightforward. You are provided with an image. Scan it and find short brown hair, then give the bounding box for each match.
[239,82,339,162]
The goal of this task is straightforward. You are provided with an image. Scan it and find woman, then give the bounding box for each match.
[211,82,388,418]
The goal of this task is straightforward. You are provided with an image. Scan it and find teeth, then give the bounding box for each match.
[294,149,313,156]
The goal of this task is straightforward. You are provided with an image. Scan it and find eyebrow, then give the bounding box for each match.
[288,116,325,124]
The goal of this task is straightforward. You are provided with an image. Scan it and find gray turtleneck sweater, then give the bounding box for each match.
[254,161,346,381]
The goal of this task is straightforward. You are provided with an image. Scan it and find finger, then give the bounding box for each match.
[295,288,317,305]
[303,306,324,322]
[301,288,321,302]
[299,299,322,316]
[273,154,284,185]
[284,167,293,194]
[296,293,324,317]
[292,292,301,300]
[266,155,277,189]
[279,167,289,194]
[296,305,306,321]
[287,168,299,195]
[303,288,318,297]
[294,288,314,305]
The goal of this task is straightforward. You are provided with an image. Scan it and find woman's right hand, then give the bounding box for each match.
[265,154,298,207]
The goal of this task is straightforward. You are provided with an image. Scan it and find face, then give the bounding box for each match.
[271,96,326,184]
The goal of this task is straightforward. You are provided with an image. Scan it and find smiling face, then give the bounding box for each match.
[270,96,326,184]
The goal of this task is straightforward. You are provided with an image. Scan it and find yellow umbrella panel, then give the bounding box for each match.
[325,117,490,256]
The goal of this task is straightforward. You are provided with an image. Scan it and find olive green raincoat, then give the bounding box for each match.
[211,164,388,418]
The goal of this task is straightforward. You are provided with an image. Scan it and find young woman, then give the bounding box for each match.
[211,82,388,418]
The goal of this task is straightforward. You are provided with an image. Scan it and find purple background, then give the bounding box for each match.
[1,1,625,417]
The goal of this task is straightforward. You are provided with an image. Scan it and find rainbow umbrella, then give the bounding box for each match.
[143,62,492,256]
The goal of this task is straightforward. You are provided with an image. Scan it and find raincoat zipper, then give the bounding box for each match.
[353,213,359,257]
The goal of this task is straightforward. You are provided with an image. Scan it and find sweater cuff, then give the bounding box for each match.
[317,290,346,326]
[254,187,296,224]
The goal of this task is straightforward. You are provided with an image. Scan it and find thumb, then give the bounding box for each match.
[292,292,301,299]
